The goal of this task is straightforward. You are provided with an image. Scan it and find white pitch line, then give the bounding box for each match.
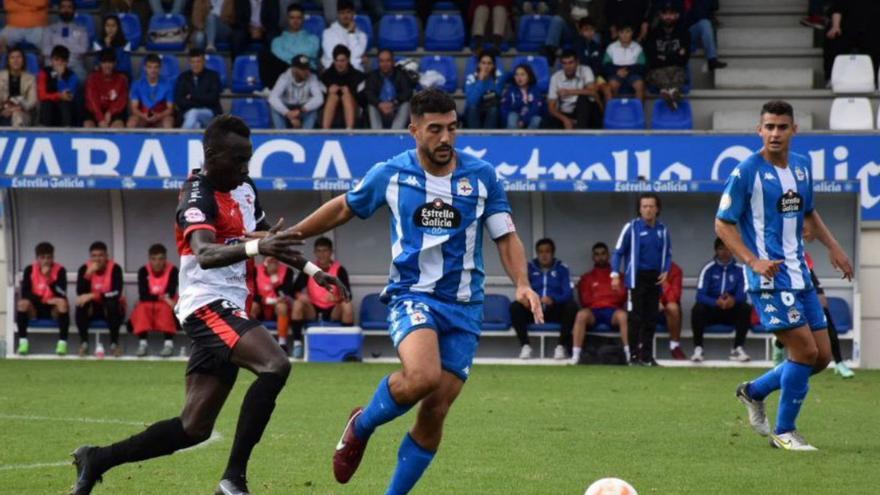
[0,462,70,472]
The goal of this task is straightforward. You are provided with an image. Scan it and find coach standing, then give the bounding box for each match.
[611,193,671,366]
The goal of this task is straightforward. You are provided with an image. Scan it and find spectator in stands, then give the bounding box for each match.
[321,1,368,71]
[92,15,133,80]
[602,24,646,102]
[41,0,89,80]
[416,0,468,28]
[250,256,296,353]
[645,2,690,110]
[127,53,174,128]
[269,54,324,129]
[174,48,222,129]
[366,49,413,130]
[543,0,592,64]
[259,4,320,90]
[683,0,726,70]
[75,241,125,357]
[519,0,551,15]
[545,49,601,129]
[314,0,383,25]
[501,63,545,129]
[823,0,880,85]
[84,49,129,128]
[604,0,649,42]
[511,238,579,360]
[801,0,828,30]
[570,242,629,364]
[131,243,179,358]
[573,17,605,81]
[16,242,70,356]
[690,238,751,362]
[661,259,684,359]
[37,45,79,128]
[228,0,281,60]
[0,0,49,55]
[100,0,151,39]
[464,51,504,129]
[320,44,365,129]
[611,193,671,366]
[290,237,353,359]
[190,0,230,53]
[149,0,183,15]
[0,48,37,128]
[470,0,511,52]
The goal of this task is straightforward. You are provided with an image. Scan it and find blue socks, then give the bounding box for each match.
[386,433,436,495]
[775,360,812,434]
[747,363,784,401]
[355,375,413,440]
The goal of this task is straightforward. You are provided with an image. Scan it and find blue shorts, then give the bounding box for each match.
[592,307,619,330]
[388,292,481,382]
[751,289,827,333]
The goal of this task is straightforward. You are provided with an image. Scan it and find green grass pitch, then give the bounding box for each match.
[0,360,878,494]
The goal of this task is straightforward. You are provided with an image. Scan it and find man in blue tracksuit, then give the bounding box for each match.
[511,238,579,360]
[691,238,752,362]
[611,193,672,365]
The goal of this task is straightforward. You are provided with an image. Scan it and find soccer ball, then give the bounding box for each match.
[584,477,638,495]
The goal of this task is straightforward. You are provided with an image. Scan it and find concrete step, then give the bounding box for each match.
[714,67,814,90]
[712,110,814,131]
[718,27,814,50]
[716,13,803,28]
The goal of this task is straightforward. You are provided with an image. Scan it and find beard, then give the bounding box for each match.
[425,144,454,167]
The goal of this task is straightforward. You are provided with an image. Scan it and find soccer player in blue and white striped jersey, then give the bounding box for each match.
[716,100,853,451]
[287,89,543,493]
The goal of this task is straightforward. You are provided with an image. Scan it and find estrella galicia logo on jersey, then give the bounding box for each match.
[777,190,803,216]
[414,198,461,233]
[787,307,801,324]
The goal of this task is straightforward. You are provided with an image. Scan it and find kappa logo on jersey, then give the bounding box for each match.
[184,207,206,223]
[764,304,777,313]
[730,168,741,178]
[763,172,776,181]
[457,177,473,196]
[795,167,807,181]
[769,316,783,325]
[402,175,421,188]
[414,198,461,232]
[760,292,773,300]
[777,190,803,215]
[787,307,801,324]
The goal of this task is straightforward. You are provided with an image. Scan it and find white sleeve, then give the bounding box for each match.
[267,71,289,115]
[486,212,516,240]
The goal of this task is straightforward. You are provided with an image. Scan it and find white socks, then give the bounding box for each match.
[670,340,680,350]
[572,347,582,361]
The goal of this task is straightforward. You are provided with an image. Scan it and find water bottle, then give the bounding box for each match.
[95,342,105,360]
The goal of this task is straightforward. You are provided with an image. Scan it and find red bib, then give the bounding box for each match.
[256,263,289,303]
[148,263,174,296]
[31,262,62,304]
[307,261,341,310]
[88,260,116,302]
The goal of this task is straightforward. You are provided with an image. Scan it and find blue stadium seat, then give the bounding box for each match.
[482,294,512,331]
[424,14,465,51]
[511,55,549,93]
[434,1,456,9]
[118,13,143,50]
[303,14,326,39]
[204,54,228,89]
[517,15,551,52]
[383,0,414,8]
[74,13,96,45]
[158,54,180,83]
[603,98,646,129]
[116,50,133,79]
[465,55,505,81]
[378,14,419,51]
[419,55,458,93]
[651,100,693,130]
[355,14,374,49]
[231,98,271,129]
[827,297,853,333]
[146,14,188,51]
[359,293,390,330]
[1,52,40,74]
[75,0,98,8]
[231,55,262,93]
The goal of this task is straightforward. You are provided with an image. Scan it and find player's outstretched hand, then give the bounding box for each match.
[749,259,783,279]
[314,271,351,301]
[829,247,854,281]
[258,230,305,259]
[517,285,544,324]
[243,218,285,240]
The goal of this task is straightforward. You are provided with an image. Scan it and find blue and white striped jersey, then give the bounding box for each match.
[346,149,514,304]
[716,151,814,292]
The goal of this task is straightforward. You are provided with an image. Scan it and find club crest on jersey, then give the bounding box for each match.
[410,311,427,325]
[457,177,473,196]
[184,207,206,223]
[787,307,801,324]
[777,190,803,216]
[795,167,807,181]
[719,193,733,211]
[414,198,461,234]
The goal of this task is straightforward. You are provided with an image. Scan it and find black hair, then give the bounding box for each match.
[148,243,167,256]
[89,241,108,253]
[592,242,609,252]
[714,237,725,251]
[535,238,556,253]
[337,0,355,12]
[513,63,536,87]
[618,24,634,32]
[287,3,304,13]
[410,88,456,117]
[760,100,794,120]
[58,0,75,6]
[101,14,128,48]
[50,45,70,61]
[378,48,394,59]
[204,115,251,157]
[314,236,333,250]
[98,47,116,63]
[6,47,25,69]
[144,53,161,66]
[559,49,578,61]
[577,16,596,29]
[35,242,55,257]
[332,44,351,60]
[636,193,661,215]
[188,47,206,58]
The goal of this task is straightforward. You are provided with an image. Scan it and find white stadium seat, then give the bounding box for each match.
[829,97,874,130]
[831,54,875,94]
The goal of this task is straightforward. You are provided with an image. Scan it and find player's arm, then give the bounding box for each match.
[496,232,544,324]
[804,210,853,281]
[287,195,355,239]
[714,218,781,279]
[189,229,303,270]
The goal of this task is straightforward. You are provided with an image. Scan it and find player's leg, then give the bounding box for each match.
[768,325,817,448]
[331,300,355,325]
[51,299,71,355]
[15,298,35,354]
[612,309,630,358]
[570,308,595,364]
[274,300,290,349]
[510,299,534,358]
[103,299,125,357]
[690,302,711,361]
[665,301,684,358]
[75,302,95,356]
[640,280,662,365]
[557,300,579,358]
[291,294,316,355]
[322,88,340,129]
[729,302,752,361]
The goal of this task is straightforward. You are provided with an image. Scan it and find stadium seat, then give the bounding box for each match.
[74,0,98,8]
[231,98,271,129]
[603,98,646,129]
[146,14,188,51]
[355,14,374,49]
[204,53,228,89]
[651,100,693,130]
[827,297,853,334]
[74,13,96,45]
[517,15,551,52]
[159,54,180,82]
[378,14,419,51]
[303,14,326,39]
[420,55,458,93]
[830,54,875,94]
[359,293,390,330]
[424,14,465,51]
[465,55,505,81]
[482,294,512,331]
[829,97,873,130]
[434,1,456,9]
[511,55,549,93]
[383,0,414,8]
[118,13,143,50]
[528,323,561,333]
[231,55,262,93]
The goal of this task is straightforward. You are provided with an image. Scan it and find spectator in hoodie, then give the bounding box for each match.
[546,49,601,129]
[174,48,222,129]
[501,63,545,129]
[321,1,368,71]
[365,49,413,130]
[127,53,174,128]
[573,16,604,80]
[320,44,365,129]
[37,45,79,127]
[84,49,128,128]
[92,15,133,80]
[602,24,646,102]
[511,238,579,360]
[682,0,726,70]
[41,0,89,80]
[464,51,504,129]
[645,2,691,110]
[269,54,324,129]
[0,48,38,128]
[259,4,320,90]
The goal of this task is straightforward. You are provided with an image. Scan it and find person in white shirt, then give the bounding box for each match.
[601,24,647,102]
[268,54,324,129]
[321,0,367,71]
[545,49,601,129]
